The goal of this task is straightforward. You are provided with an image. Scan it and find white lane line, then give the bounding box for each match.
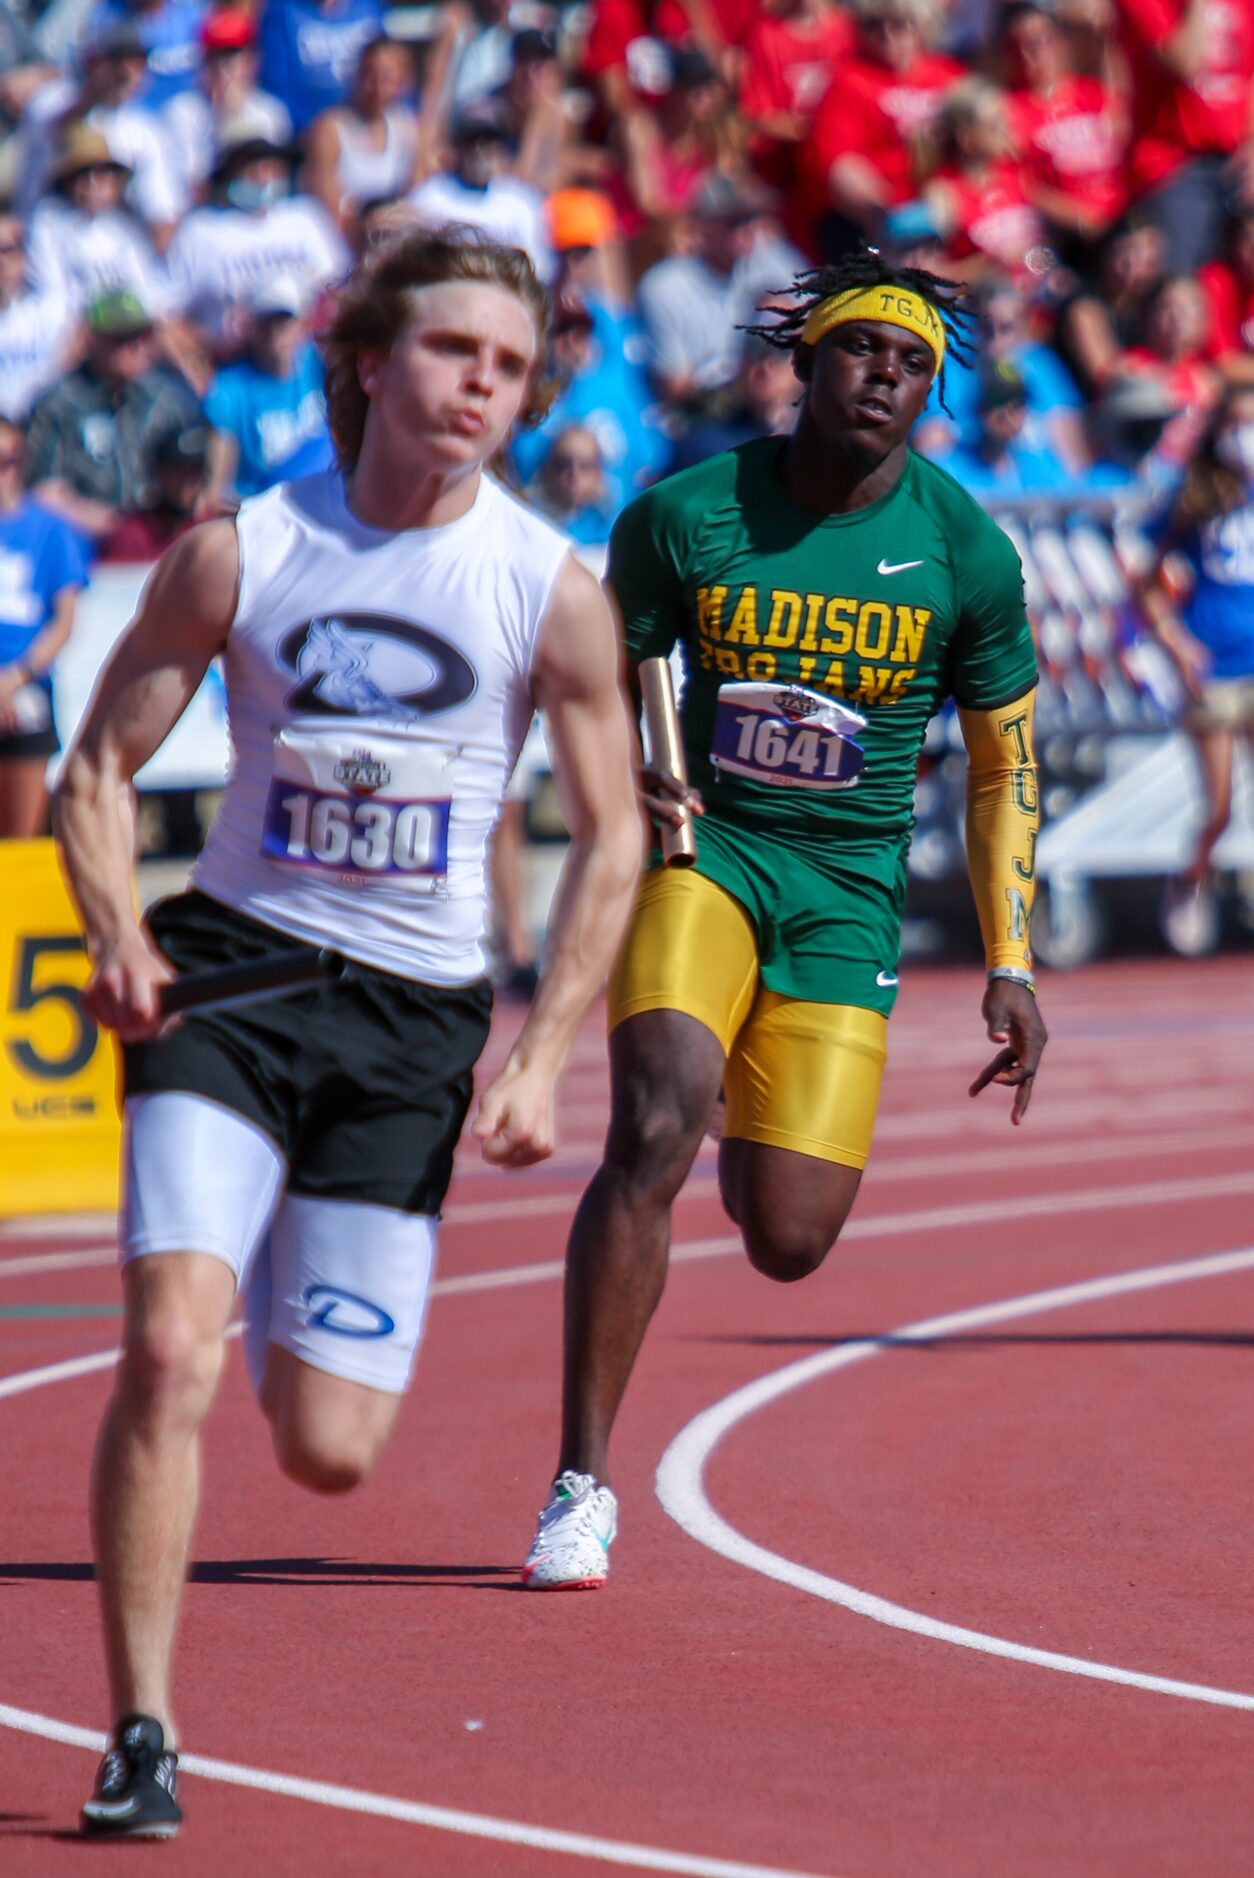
[0,1703,829,1878]
[656,1245,1254,1715]
[10,1157,1254,1287]
[446,1163,1254,1237]
[0,1247,117,1279]
[0,1321,832,1873]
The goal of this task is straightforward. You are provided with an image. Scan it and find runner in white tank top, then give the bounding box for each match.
[54,229,641,1842]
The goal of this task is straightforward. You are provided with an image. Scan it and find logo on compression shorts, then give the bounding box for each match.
[303,1284,397,1338]
[278,613,478,720]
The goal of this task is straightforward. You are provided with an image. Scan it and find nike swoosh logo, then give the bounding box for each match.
[876,971,898,987]
[877,558,923,576]
[85,1799,142,1819]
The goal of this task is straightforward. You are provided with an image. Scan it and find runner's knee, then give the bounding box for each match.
[740,1207,847,1283]
[120,1309,226,1424]
[272,1420,384,1495]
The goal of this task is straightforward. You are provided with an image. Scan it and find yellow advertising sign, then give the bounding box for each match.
[0,839,120,1217]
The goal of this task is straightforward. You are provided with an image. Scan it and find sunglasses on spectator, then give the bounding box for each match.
[552,452,600,471]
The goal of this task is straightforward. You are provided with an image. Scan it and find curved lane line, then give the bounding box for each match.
[656,1245,1254,1715]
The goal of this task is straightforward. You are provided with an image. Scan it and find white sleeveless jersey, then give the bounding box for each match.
[193,469,569,984]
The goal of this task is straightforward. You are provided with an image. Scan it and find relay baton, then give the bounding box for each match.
[639,656,697,867]
[158,946,347,1018]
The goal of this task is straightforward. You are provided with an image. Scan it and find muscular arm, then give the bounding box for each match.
[472,555,642,1166]
[959,689,1047,1122]
[52,518,240,1037]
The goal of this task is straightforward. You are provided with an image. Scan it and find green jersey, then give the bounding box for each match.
[609,437,1037,840]
[606,438,1038,1013]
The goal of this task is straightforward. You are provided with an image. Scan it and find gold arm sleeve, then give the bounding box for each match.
[957,690,1039,973]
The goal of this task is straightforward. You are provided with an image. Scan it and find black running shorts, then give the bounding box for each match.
[124,891,493,1214]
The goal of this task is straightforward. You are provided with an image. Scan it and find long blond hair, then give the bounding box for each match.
[320,227,554,470]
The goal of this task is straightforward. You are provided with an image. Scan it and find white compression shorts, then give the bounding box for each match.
[122,1091,438,1395]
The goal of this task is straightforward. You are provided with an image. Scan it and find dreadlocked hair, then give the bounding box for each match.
[741,250,977,416]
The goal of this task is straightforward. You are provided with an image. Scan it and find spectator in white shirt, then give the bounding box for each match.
[408,98,553,280]
[164,133,351,358]
[637,175,804,404]
[0,208,74,421]
[304,36,425,243]
[16,19,185,240]
[26,121,167,315]
[162,10,293,208]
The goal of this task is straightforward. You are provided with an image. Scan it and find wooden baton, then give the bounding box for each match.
[639,656,697,867]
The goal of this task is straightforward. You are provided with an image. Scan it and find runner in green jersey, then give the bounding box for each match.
[522,253,1049,1591]
[610,434,1038,1013]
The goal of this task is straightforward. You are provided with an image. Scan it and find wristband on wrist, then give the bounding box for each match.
[988,965,1036,996]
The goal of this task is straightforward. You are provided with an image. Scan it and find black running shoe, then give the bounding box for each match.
[81,1714,182,1839]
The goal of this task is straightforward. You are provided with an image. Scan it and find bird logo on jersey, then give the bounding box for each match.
[278,612,478,720]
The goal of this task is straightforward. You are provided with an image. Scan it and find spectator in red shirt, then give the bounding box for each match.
[1054,205,1166,394]
[801,0,965,257]
[616,44,744,227]
[1118,0,1254,271]
[739,0,854,176]
[99,424,222,562]
[924,77,1048,279]
[582,0,753,117]
[1122,270,1221,460]
[1200,203,1254,383]
[1003,0,1130,250]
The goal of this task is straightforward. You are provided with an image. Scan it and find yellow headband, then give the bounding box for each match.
[800,285,945,373]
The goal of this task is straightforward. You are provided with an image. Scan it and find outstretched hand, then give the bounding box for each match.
[969,979,1048,1125]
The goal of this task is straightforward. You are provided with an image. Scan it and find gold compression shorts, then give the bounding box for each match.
[607,868,888,1169]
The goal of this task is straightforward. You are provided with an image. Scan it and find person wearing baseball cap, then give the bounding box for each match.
[942,356,1071,493]
[162,10,293,204]
[164,128,349,354]
[25,281,201,541]
[16,19,183,236]
[203,272,332,498]
[100,425,222,562]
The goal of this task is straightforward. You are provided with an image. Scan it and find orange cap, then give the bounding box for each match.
[548,188,617,252]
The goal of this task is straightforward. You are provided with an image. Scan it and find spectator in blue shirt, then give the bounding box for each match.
[0,417,89,837]
[96,0,205,110]
[917,273,1088,473]
[258,0,385,133]
[204,273,333,499]
[941,359,1072,496]
[668,333,799,473]
[1135,386,1254,954]
[526,423,615,546]
[510,290,668,512]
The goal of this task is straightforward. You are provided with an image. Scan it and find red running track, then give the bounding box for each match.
[2,957,1254,1876]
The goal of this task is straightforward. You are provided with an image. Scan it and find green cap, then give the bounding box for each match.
[87,289,152,338]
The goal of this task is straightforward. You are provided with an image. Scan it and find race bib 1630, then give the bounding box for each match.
[260,725,455,886]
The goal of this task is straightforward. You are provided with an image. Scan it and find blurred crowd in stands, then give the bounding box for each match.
[0,0,1245,557]
[0,0,1252,841]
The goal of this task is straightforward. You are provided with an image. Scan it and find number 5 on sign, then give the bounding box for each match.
[0,839,120,1217]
